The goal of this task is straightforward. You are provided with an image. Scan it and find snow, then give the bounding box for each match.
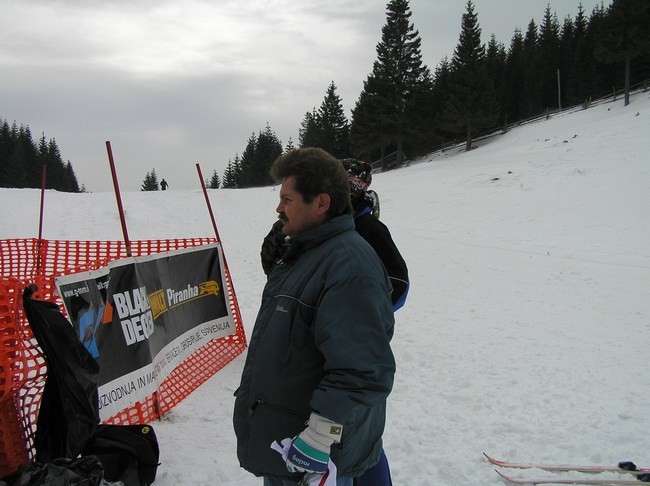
[1,91,649,485]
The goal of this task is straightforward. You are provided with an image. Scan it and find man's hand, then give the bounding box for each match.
[286,413,343,474]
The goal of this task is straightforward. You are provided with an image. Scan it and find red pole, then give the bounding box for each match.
[105,141,132,257]
[36,164,47,274]
[195,163,221,241]
[38,164,46,241]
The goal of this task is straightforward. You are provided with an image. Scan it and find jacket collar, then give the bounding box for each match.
[279,214,354,264]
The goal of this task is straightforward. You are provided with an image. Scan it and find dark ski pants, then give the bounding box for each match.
[354,449,393,486]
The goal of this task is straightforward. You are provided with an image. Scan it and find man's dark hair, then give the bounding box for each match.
[270,147,352,218]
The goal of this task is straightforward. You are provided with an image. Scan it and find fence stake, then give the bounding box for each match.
[195,163,221,241]
[36,164,47,274]
[105,141,132,256]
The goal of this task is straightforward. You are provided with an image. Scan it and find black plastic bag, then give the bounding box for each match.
[22,285,100,463]
[0,456,105,486]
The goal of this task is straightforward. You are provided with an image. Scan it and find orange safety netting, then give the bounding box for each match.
[0,238,248,478]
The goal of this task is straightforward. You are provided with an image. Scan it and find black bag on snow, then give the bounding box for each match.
[0,456,105,486]
[81,424,160,486]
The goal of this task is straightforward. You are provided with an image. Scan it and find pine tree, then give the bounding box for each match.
[538,5,562,111]
[431,57,452,124]
[350,74,394,163]
[442,0,500,151]
[208,170,220,189]
[565,4,592,105]
[486,34,507,123]
[238,133,257,187]
[285,137,295,152]
[298,109,321,148]
[0,120,12,187]
[504,29,526,122]
[253,124,283,185]
[595,0,650,106]
[222,160,237,188]
[521,19,543,117]
[0,118,81,191]
[587,4,614,97]
[141,168,159,191]
[316,82,350,158]
[350,0,431,168]
[63,161,80,192]
[238,126,282,188]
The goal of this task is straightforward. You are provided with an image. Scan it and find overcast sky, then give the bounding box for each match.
[1,0,608,192]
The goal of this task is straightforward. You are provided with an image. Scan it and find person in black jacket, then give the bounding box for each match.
[340,159,409,311]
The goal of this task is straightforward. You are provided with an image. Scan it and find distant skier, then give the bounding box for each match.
[160,178,168,191]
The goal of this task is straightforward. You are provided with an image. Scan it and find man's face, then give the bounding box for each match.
[276,176,328,236]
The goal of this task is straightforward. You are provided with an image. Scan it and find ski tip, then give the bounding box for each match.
[494,469,518,483]
[484,452,501,465]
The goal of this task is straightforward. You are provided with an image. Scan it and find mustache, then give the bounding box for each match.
[278,214,287,222]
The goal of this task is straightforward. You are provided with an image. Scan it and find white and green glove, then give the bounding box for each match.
[286,413,343,474]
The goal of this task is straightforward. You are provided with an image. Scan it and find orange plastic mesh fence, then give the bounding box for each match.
[0,238,248,476]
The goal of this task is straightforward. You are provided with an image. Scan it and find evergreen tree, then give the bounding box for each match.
[595,0,650,105]
[298,109,321,148]
[253,124,283,185]
[350,0,431,168]
[63,161,80,192]
[442,0,500,151]
[486,34,507,123]
[565,4,593,105]
[587,4,614,97]
[208,170,220,189]
[238,133,257,187]
[316,82,351,158]
[431,57,452,126]
[0,120,12,187]
[298,83,351,157]
[350,74,394,163]
[0,118,81,191]
[141,168,159,191]
[238,125,282,188]
[521,19,543,117]
[285,137,295,152]
[504,29,526,122]
[538,5,562,111]
[222,159,237,188]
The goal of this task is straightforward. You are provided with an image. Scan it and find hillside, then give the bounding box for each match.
[1,91,649,485]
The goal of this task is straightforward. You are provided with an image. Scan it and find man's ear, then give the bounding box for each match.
[316,193,331,215]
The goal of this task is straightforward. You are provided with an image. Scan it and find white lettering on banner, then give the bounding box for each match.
[113,287,155,346]
[120,310,155,345]
[166,284,199,306]
[113,287,150,318]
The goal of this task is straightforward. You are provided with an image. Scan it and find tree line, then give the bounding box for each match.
[0,119,82,192]
[3,0,647,193]
[214,0,649,188]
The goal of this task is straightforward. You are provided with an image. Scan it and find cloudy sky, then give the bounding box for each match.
[1,0,607,192]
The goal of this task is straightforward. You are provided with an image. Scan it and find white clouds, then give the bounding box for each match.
[0,0,609,192]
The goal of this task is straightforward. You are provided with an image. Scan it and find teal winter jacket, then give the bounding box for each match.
[233,214,396,480]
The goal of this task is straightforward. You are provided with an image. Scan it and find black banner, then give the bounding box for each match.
[55,244,234,420]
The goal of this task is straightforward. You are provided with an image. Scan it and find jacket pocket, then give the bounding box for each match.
[246,400,308,477]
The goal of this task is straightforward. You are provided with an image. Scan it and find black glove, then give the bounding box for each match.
[260,220,286,276]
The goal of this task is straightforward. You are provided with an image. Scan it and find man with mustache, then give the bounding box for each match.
[234,148,396,486]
